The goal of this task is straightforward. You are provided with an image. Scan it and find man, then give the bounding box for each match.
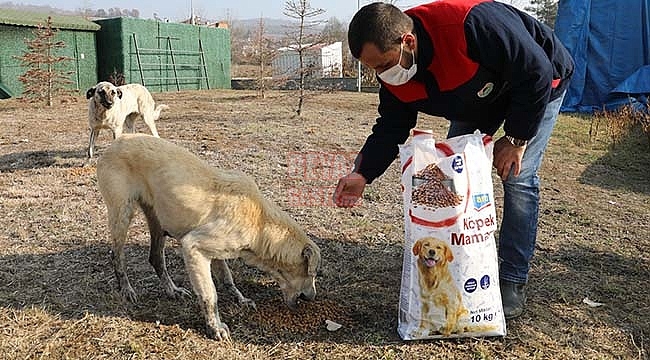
[333,0,574,319]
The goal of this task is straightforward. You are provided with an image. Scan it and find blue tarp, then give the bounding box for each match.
[555,0,650,113]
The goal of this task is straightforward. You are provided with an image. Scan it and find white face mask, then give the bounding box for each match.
[378,42,417,86]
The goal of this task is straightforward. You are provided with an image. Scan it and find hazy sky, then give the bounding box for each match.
[8,0,530,22]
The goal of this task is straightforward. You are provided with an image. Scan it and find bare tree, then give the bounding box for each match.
[15,16,74,106]
[283,0,326,116]
[525,0,559,28]
[253,17,277,98]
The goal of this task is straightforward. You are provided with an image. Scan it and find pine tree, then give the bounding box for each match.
[16,16,74,106]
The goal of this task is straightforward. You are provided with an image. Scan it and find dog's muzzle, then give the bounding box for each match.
[299,292,315,301]
[423,257,438,267]
[100,99,114,109]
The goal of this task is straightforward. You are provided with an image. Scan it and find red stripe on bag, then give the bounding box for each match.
[435,143,454,156]
[482,134,492,146]
[409,209,460,228]
[402,156,413,174]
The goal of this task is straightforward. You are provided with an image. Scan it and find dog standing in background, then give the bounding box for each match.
[85,81,168,158]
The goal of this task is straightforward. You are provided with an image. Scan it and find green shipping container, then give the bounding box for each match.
[94,17,231,91]
[0,8,100,99]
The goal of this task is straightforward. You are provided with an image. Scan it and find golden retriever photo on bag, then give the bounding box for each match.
[96,134,321,341]
[86,81,169,158]
[412,236,468,336]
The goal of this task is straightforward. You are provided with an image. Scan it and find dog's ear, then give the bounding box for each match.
[116,88,123,99]
[412,240,422,256]
[302,244,319,276]
[444,244,454,263]
[86,87,96,99]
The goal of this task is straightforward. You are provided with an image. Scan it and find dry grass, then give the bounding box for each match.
[0,89,649,359]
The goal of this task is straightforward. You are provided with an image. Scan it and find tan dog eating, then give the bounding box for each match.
[96,134,321,340]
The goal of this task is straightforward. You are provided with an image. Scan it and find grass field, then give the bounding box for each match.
[0,89,648,359]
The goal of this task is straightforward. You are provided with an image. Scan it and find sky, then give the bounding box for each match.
[7,0,531,22]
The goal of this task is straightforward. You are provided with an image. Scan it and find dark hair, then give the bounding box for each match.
[348,2,414,59]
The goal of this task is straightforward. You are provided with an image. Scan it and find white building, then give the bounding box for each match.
[272,41,343,79]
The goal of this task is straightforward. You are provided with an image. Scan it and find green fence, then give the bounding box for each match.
[94,18,231,91]
[0,24,98,98]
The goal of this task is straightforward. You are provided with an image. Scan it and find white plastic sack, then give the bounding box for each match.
[397,129,506,340]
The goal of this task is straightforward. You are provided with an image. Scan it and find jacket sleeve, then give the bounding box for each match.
[464,3,554,140]
[357,85,417,184]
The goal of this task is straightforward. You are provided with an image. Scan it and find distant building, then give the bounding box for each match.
[272,41,343,79]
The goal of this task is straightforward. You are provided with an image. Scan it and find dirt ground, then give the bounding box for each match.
[0,89,648,359]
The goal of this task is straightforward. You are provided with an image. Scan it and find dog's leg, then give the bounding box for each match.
[414,300,431,337]
[87,128,99,158]
[125,114,136,134]
[442,306,458,336]
[112,124,124,139]
[107,201,138,302]
[180,230,230,341]
[141,202,192,298]
[211,259,256,309]
[142,113,160,138]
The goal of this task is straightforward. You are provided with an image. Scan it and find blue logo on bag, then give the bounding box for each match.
[451,155,464,173]
[473,193,491,211]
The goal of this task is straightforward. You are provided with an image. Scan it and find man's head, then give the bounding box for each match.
[348,2,416,78]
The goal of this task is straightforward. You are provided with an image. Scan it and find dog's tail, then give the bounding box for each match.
[153,104,169,120]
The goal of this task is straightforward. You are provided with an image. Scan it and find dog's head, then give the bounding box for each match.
[86,81,122,109]
[412,237,454,268]
[269,241,321,310]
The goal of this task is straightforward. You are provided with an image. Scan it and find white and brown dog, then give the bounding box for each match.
[85,81,168,158]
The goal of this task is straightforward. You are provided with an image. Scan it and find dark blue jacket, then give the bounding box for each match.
[357,0,574,183]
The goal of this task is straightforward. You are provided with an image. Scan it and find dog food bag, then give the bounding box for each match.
[397,129,506,340]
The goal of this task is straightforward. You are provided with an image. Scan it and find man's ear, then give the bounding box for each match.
[86,87,96,99]
[116,88,123,99]
[403,32,416,52]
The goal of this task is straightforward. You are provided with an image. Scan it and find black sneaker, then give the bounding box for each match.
[500,280,527,319]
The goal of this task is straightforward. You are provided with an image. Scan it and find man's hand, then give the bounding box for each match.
[493,136,527,181]
[333,172,367,208]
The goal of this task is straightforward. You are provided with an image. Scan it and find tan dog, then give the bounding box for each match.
[96,134,321,341]
[85,81,168,158]
[412,237,468,336]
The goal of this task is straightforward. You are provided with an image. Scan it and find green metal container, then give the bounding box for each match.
[94,17,231,91]
[0,8,100,99]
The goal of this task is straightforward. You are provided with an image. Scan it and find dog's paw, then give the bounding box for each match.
[165,284,192,299]
[175,286,193,298]
[239,297,257,310]
[411,328,425,338]
[121,286,138,303]
[206,322,231,341]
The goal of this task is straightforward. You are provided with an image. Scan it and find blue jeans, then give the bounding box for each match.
[447,92,566,284]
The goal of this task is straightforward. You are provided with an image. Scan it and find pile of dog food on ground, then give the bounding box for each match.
[249,298,351,334]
